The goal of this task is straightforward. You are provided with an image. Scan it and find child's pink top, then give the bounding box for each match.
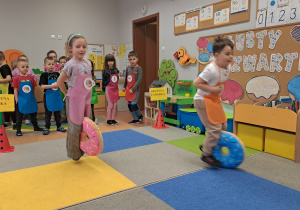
[12,68,38,82]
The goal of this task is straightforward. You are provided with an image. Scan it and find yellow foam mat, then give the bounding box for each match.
[0,157,136,210]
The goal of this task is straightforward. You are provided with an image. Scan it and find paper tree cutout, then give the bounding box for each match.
[158,59,178,88]
[173,47,196,66]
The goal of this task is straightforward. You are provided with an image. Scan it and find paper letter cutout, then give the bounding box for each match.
[256,30,267,49]
[268,30,282,49]
[284,52,298,72]
[236,34,245,51]
[231,56,242,72]
[270,53,283,73]
[257,53,269,71]
[246,31,255,49]
[243,55,257,72]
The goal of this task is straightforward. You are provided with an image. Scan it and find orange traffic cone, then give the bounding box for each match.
[0,125,14,153]
[152,110,169,129]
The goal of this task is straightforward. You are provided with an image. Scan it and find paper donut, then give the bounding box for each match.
[197,37,209,50]
[212,131,245,169]
[221,80,243,105]
[287,75,300,100]
[198,52,211,65]
[80,117,103,156]
[291,25,300,43]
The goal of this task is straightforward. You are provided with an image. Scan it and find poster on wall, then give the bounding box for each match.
[86,44,104,70]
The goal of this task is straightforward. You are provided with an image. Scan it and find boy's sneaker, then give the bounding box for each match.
[201,155,221,167]
[138,115,143,124]
[128,120,139,124]
[107,120,114,125]
[34,127,44,131]
[57,127,67,132]
[43,128,50,135]
[25,119,30,125]
[16,131,22,136]
[112,120,118,125]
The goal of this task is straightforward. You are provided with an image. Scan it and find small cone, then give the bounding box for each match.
[152,110,169,129]
[0,125,14,153]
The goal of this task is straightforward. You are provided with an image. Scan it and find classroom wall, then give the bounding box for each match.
[0,0,119,70]
[118,0,258,80]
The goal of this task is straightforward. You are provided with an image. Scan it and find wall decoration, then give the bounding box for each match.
[246,31,255,49]
[158,59,178,88]
[284,52,298,72]
[173,47,197,66]
[198,52,211,65]
[270,53,283,72]
[221,79,243,104]
[197,37,209,50]
[199,23,300,103]
[268,30,282,49]
[290,25,300,42]
[243,55,257,72]
[3,49,24,67]
[256,53,269,71]
[86,44,104,70]
[256,30,268,49]
[236,34,245,51]
[287,75,300,100]
[245,76,280,102]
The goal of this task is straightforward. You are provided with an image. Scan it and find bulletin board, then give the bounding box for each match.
[86,44,105,71]
[174,0,250,35]
[198,23,300,103]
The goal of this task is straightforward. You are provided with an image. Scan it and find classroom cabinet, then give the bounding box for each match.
[233,102,300,162]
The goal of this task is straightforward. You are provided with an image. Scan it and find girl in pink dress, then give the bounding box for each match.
[57,34,93,161]
[102,54,119,125]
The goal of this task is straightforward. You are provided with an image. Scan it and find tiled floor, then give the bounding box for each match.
[1,109,300,210]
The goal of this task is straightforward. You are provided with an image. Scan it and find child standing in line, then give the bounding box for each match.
[46,50,60,72]
[122,51,143,124]
[102,54,119,125]
[89,60,99,124]
[12,60,43,136]
[39,57,66,135]
[57,34,93,161]
[193,37,234,166]
[0,51,13,127]
[58,56,68,122]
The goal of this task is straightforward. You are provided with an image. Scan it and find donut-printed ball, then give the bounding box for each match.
[212,131,245,168]
[288,75,300,100]
[198,52,211,65]
[197,38,209,50]
[291,25,300,43]
[221,80,243,105]
[246,76,280,102]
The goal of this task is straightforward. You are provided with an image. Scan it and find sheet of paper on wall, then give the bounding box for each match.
[231,0,241,14]
[287,0,300,23]
[97,56,104,70]
[186,16,198,31]
[199,5,213,21]
[266,8,277,27]
[239,0,249,12]
[278,0,289,7]
[175,13,186,27]
[214,8,230,25]
[258,0,269,10]
[88,54,96,66]
[275,6,288,25]
[256,10,267,28]
[126,44,133,53]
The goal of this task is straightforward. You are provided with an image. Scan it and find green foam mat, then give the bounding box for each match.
[167,135,261,156]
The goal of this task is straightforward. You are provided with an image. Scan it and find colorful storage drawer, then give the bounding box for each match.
[264,129,296,160]
[237,123,264,151]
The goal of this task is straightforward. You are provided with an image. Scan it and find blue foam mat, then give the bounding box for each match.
[144,168,300,209]
[102,129,162,153]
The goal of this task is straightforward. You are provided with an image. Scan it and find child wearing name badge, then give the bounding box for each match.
[193,37,234,167]
[57,34,93,161]
[39,57,66,135]
[12,60,43,136]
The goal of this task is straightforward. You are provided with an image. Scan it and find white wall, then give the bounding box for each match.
[117,0,258,80]
[0,0,119,70]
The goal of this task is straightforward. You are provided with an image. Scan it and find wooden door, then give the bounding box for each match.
[133,13,159,111]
